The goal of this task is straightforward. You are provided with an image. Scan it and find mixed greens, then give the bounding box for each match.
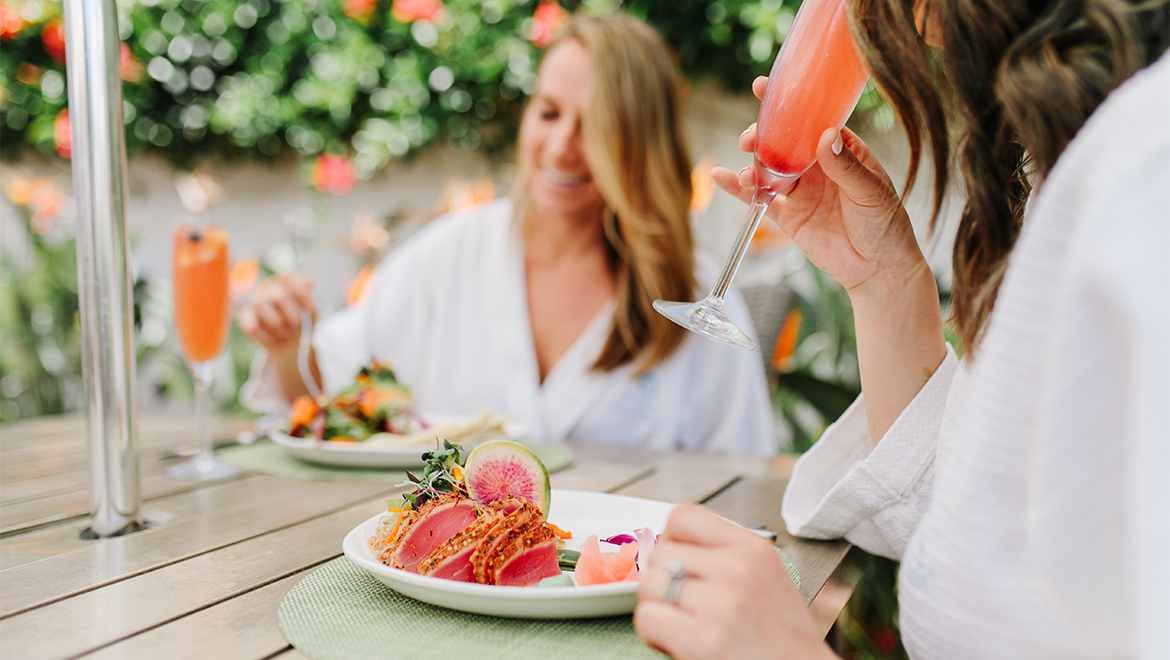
[287,362,423,442]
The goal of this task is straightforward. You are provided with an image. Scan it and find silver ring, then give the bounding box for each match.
[664,560,687,606]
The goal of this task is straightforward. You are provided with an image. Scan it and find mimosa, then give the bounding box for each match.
[173,226,230,363]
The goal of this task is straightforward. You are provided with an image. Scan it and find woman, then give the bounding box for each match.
[239,14,774,454]
[635,0,1168,655]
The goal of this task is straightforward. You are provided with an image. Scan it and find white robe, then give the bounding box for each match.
[245,198,775,455]
[781,54,1169,657]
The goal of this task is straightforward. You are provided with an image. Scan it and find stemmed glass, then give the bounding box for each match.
[168,225,242,480]
[653,0,870,350]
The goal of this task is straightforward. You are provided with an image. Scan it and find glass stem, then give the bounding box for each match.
[709,188,778,300]
[191,362,213,461]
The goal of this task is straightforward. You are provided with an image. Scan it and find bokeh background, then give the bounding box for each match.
[1,1,966,656]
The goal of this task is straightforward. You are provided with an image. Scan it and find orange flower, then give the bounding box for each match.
[529,0,567,47]
[53,109,71,159]
[346,264,374,307]
[1,2,25,40]
[229,256,260,300]
[343,0,378,24]
[120,42,144,83]
[42,20,66,63]
[311,153,356,195]
[289,396,320,428]
[391,0,441,23]
[771,309,803,372]
[690,156,716,213]
[3,174,37,206]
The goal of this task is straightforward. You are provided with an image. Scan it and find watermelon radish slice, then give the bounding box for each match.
[464,440,551,517]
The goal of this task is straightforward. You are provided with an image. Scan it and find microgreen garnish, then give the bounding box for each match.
[397,439,467,510]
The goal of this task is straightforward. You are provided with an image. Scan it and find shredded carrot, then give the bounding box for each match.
[386,510,407,543]
[548,522,572,540]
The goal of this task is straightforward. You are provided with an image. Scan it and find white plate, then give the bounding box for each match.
[268,417,525,468]
[342,489,675,618]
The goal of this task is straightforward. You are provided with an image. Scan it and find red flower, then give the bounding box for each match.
[120,42,144,83]
[53,109,71,159]
[42,20,66,63]
[311,154,356,195]
[0,3,26,40]
[872,628,900,654]
[391,0,441,23]
[343,0,378,24]
[529,0,567,47]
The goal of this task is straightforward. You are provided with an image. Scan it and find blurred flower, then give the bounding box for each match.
[3,174,65,234]
[343,0,378,24]
[391,0,441,24]
[53,109,71,159]
[529,0,567,47]
[16,63,43,86]
[120,43,144,83]
[311,153,356,195]
[42,19,66,63]
[872,628,899,654]
[348,213,390,257]
[229,256,260,300]
[689,155,716,213]
[435,176,495,214]
[174,171,225,214]
[346,264,374,306]
[771,308,802,372]
[0,3,26,40]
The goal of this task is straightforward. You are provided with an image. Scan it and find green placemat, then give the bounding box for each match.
[218,439,572,482]
[278,553,800,660]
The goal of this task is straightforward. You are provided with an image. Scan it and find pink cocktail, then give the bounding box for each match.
[654,0,869,350]
[755,0,869,190]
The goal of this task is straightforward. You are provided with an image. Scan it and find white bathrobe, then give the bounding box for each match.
[245,198,775,455]
[782,54,1169,657]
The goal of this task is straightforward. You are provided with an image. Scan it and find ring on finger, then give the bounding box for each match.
[664,560,687,607]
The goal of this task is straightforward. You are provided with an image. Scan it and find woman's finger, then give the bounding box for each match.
[814,127,890,208]
[711,166,755,206]
[659,503,753,547]
[633,601,701,660]
[739,123,757,153]
[752,76,767,100]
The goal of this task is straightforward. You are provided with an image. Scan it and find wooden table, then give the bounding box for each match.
[0,415,864,660]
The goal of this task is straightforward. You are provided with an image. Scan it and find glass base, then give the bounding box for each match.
[653,298,757,351]
[167,454,242,481]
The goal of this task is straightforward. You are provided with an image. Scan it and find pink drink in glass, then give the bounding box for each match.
[755,0,869,192]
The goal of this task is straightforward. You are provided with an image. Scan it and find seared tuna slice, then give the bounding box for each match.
[389,494,478,573]
[494,526,560,586]
[417,509,503,582]
[471,503,543,584]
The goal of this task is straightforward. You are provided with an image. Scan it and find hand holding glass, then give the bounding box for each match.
[654,0,870,350]
[168,225,241,480]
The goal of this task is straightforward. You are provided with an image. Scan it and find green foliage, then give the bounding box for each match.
[1,0,827,177]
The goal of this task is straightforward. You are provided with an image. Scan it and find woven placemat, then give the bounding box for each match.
[218,440,572,482]
[278,552,800,660]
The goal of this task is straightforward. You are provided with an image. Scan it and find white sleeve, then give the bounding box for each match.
[781,345,960,559]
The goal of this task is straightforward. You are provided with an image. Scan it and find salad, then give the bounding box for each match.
[286,362,508,446]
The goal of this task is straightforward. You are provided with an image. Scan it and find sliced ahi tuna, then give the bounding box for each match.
[417,509,503,582]
[389,494,478,573]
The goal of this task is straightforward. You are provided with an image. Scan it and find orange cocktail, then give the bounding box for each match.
[755,0,869,185]
[173,226,230,364]
[169,225,240,481]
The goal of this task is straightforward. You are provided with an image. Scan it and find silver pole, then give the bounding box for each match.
[63,0,144,538]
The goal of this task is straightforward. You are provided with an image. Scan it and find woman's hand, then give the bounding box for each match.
[712,77,925,297]
[238,272,316,359]
[634,504,837,660]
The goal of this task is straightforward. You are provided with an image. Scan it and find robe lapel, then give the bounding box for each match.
[538,299,617,441]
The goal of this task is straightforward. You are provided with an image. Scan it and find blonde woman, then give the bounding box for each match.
[239,14,774,454]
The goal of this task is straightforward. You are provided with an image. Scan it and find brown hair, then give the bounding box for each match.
[519,14,696,374]
[850,0,1169,351]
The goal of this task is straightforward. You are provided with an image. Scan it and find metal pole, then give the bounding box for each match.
[63,0,145,538]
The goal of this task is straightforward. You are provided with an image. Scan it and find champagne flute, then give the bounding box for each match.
[654,0,870,350]
[168,225,242,480]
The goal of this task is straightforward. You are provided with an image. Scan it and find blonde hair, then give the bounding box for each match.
[520,13,696,375]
